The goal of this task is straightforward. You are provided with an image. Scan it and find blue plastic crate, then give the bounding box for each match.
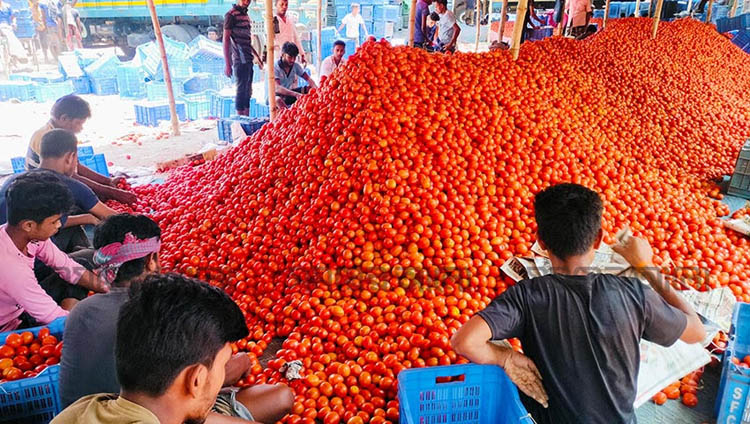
[0,81,36,101]
[90,77,119,96]
[28,72,65,84]
[10,156,25,173]
[593,8,605,18]
[344,38,356,58]
[34,81,75,103]
[70,77,91,95]
[249,99,270,118]
[77,146,94,159]
[528,27,554,41]
[398,364,533,424]
[239,117,268,136]
[183,73,215,94]
[361,5,374,19]
[210,92,236,118]
[116,63,146,99]
[181,92,212,120]
[217,118,234,142]
[146,80,185,102]
[608,2,622,17]
[83,53,121,79]
[732,31,750,49]
[57,54,84,78]
[716,303,750,423]
[134,101,187,127]
[0,316,66,344]
[192,57,225,75]
[80,153,110,176]
[8,73,31,81]
[374,4,400,21]
[336,5,349,17]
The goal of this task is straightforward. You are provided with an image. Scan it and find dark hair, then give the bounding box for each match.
[40,128,77,160]
[6,171,73,226]
[94,214,162,285]
[51,95,91,120]
[282,41,299,57]
[436,0,447,6]
[116,273,249,396]
[333,39,346,48]
[429,11,440,21]
[207,26,217,32]
[534,183,603,260]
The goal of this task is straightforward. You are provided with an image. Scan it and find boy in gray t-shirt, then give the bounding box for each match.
[435,0,460,52]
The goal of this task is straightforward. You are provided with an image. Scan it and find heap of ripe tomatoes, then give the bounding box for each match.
[0,328,62,383]
[104,18,750,423]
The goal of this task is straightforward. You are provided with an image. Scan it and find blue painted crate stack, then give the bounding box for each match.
[210,91,236,119]
[217,116,269,142]
[10,147,102,174]
[146,80,186,102]
[732,30,750,53]
[729,140,750,199]
[134,101,187,127]
[85,53,121,96]
[0,81,36,101]
[181,91,212,120]
[312,26,339,64]
[715,303,750,424]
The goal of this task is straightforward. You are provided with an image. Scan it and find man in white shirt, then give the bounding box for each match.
[338,3,368,46]
[434,0,460,52]
[320,40,346,82]
[273,0,306,64]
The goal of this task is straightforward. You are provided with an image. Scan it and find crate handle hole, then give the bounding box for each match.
[435,374,466,384]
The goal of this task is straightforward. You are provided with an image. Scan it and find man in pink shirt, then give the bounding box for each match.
[565,0,592,37]
[273,0,306,64]
[0,171,109,332]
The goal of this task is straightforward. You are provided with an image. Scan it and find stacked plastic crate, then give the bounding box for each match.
[85,53,121,95]
[58,53,90,94]
[117,62,147,99]
[372,2,400,40]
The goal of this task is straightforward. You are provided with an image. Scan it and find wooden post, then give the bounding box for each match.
[557,0,566,35]
[499,0,508,42]
[635,0,642,18]
[408,0,417,46]
[265,0,277,120]
[146,0,180,136]
[652,0,664,38]
[487,0,494,43]
[706,0,714,22]
[316,0,322,76]
[603,0,610,28]
[510,0,528,59]
[729,0,738,17]
[475,0,481,51]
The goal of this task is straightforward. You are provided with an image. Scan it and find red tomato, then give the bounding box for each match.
[4,334,22,348]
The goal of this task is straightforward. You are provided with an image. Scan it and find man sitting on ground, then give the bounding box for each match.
[26,94,136,204]
[274,42,317,110]
[320,40,347,82]
[59,214,294,423]
[54,273,293,424]
[0,172,109,331]
[1,129,118,252]
[451,183,706,424]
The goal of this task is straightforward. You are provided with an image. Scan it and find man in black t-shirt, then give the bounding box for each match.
[223,0,264,116]
[451,183,706,424]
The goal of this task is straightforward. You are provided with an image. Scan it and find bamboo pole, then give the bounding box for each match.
[475,0,481,51]
[557,0,566,36]
[146,0,180,136]
[316,0,322,76]
[635,0,642,18]
[729,0,738,17]
[265,0,277,120]
[706,0,714,22]
[510,0,528,59]
[487,0,494,43]
[603,0,610,28]
[652,0,664,38]
[499,0,508,42]
[408,0,417,46]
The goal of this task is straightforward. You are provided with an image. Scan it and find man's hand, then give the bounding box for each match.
[612,233,654,269]
[105,188,137,205]
[83,214,101,226]
[110,176,125,187]
[225,63,233,78]
[499,348,549,408]
[223,353,251,386]
[78,270,110,294]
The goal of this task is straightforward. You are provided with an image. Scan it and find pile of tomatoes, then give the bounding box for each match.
[0,328,62,383]
[107,18,750,423]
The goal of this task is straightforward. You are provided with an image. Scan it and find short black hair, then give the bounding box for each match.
[436,0,447,6]
[282,41,299,57]
[207,26,217,32]
[94,214,162,285]
[50,95,91,120]
[430,11,440,21]
[333,39,346,48]
[534,183,603,260]
[6,171,73,226]
[116,273,249,396]
[40,129,77,160]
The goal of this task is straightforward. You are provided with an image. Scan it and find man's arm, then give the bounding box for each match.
[613,235,706,344]
[89,201,118,219]
[63,214,99,228]
[250,45,264,70]
[223,28,233,78]
[77,162,111,185]
[72,173,137,204]
[224,353,251,386]
[76,269,110,293]
[451,316,549,407]
[275,79,301,97]
[448,23,461,48]
[420,13,428,38]
[301,73,317,89]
